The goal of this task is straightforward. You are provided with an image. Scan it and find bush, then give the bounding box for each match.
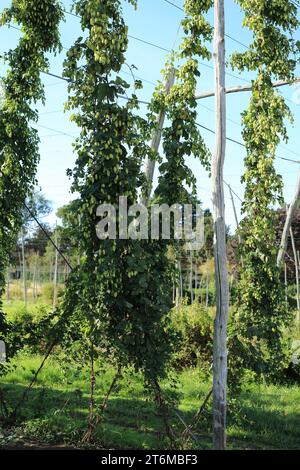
[41,283,64,303]
[1,303,57,361]
[3,301,51,323]
[5,282,22,300]
[171,301,214,370]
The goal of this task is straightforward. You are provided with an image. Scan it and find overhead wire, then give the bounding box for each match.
[160,0,249,49]
[61,7,253,84]
[1,8,300,164]
[2,41,299,164]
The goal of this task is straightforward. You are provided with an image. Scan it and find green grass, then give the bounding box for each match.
[0,355,300,450]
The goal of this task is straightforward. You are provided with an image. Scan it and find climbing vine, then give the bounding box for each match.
[152,0,212,206]
[0,0,63,369]
[62,0,176,390]
[146,1,213,335]
[231,0,300,378]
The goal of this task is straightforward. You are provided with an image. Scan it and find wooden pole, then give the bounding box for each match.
[277,170,300,267]
[53,228,59,308]
[180,259,183,300]
[18,252,22,299]
[290,227,300,323]
[195,77,300,101]
[32,265,35,300]
[37,259,40,298]
[199,278,203,305]
[176,260,181,308]
[6,267,10,301]
[21,229,27,306]
[212,0,229,450]
[141,67,176,206]
[284,262,288,309]
[206,275,209,310]
[195,263,198,302]
[49,256,53,284]
[190,252,194,303]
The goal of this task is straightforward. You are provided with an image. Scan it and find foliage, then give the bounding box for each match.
[231,0,300,379]
[22,223,53,257]
[171,302,213,371]
[0,0,63,371]
[149,0,214,345]
[61,0,177,384]
[21,191,52,234]
[152,0,212,205]
[56,200,82,261]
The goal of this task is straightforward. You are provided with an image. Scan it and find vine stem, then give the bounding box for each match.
[0,387,9,420]
[88,342,96,423]
[10,339,57,421]
[153,380,177,449]
[9,301,77,421]
[181,388,213,442]
[81,365,122,443]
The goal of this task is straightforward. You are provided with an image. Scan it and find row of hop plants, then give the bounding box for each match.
[1,0,300,448]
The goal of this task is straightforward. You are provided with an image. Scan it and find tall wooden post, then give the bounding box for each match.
[195,263,198,302]
[18,252,22,299]
[21,229,27,306]
[190,252,194,303]
[6,267,10,301]
[175,261,180,308]
[37,259,40,297]
[199,278,203,305]
[290,227,300,323]
[53,227,59,308]
[284,262,288,309]
[206,275,209,310]
[277,170,300,267]
[141,67,176,206]
[212,0,229,450]
[49,255,53,284]
[32,254,38,301]
[180,259,183,299]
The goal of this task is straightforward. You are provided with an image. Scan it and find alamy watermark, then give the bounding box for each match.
[95,196,204,251]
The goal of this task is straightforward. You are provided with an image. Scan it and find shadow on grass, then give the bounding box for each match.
[1,382,299,450]
[0,383,192,449]
[227,389,300,450]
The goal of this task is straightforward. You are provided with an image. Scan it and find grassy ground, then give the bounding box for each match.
[0,354,300,450]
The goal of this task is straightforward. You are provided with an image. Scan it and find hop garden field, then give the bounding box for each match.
[1,0,300,454]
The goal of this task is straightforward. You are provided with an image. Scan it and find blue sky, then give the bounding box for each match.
[0,0,300,232]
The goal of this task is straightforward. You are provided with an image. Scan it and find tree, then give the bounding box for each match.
[21,191,52,234]
[25,223,54,257]
[277,170,300,267]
